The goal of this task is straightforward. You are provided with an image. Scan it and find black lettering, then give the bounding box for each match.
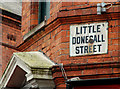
[101,34,105,42]
[89,45,92,53]
[98,44,102,52]
[93,45,97,52]
[77,37,80,44]
[98,35,101,42]
[80,46,83,54]
[72,37,76,44]
[94,35,97,42]
[76,47,79,54]
[86,36,89,43]
[88,25,92,33]
[97,25,101,32]
[76,27,79,34]
[84,46,88,53]
[81,36,85,44]
[93,26,96,33]
[80,27,82,34]
[83,26,87,34]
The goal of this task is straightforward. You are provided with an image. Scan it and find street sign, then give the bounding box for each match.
[70,22,108,56]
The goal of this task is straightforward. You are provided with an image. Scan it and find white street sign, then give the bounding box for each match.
[70,22,108,56]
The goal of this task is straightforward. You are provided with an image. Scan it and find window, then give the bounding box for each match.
[23,1,50,41]
[38,0,50,24]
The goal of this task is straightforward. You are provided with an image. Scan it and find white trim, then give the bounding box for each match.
[0,51,55,89]
[23,20,46,41]
[0,54,32,88]
[0,55,17,87]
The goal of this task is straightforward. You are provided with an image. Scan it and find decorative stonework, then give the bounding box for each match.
[0,51,55,89]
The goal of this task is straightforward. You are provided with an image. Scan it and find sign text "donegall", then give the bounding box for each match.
[70,22,108,56]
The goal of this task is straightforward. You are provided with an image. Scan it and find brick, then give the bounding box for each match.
[30,20,38,25]
[59,43,69,49]
[60,37,69,43]
[3,1,120,88]
[102,58,113,62]
[60,49,69,55]
[68,10,76,16]
[75,9,83,16]
[97,68,112,74]
[108,39,112,45]
[70,58,88,64]
[109,45,119,51]
[56,84,66,89]
[82,8,91,15]
[30,14,38,20]
[46,50,52,57]
[113,6,120,12]
[30,9,38,14]
[109,32,118,39]
[51,30,56,38]
[21,2,38,36]
[62,2,73,7]
[108,27,112,32]
[53,72,63,78]
[56,55,68,61]
[90,7,97,15]
[111,51,119,57]
[55,30,67,40]
[50,45,60,54]
[44,34,51,42]
[61,24,70,30]
[57,11,69,17]
[113,57,119,62]
[82,69,97,75]
[109,20,116,27]
[87,58,103,63]
[61,60,72,65]
[73,2,88,5]
[66,31,70,37]
[88,0,103,2]
[113,68,120,73]
[111,27,119,32]
[116,20,120,25]
[66,71,82,76]
[50,41,56,49]
[112,39,119,45]
[107,6,114,13]
[93,51,111,58]
[62,6,76,10]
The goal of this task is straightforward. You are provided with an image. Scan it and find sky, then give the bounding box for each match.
[0,0,22,16]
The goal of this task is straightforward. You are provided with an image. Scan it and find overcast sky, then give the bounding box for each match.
[0,0,22,16]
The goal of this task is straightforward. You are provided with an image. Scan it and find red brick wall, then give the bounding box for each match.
[21,2,39,36]
[19,1,120,89]
[1,9,22,75]
[2,23,22,47]
[2,46,17,73]
[21,2,120,63]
